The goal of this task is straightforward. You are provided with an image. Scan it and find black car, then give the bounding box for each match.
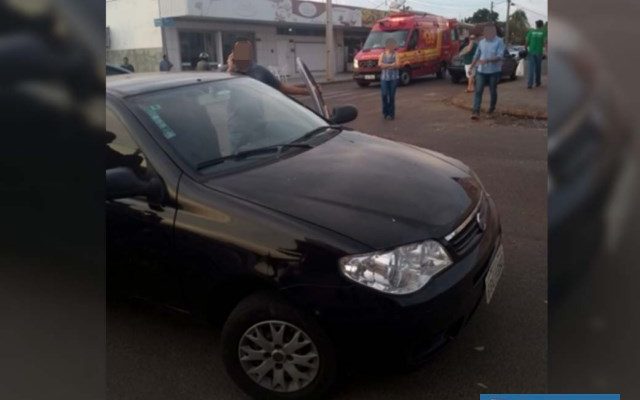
[448,48,518,84]
[106,63,132,76]
[106,69,504,399]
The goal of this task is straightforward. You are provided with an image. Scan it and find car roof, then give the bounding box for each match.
[107,72,235,98]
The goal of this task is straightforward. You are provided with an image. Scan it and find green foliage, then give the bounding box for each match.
[464,8,499,24]
[507,9,530,44]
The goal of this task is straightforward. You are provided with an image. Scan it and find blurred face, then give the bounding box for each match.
[123,58,128,64]
[385,39,397,51]
[469,35,476,42]
[484,26,496,39]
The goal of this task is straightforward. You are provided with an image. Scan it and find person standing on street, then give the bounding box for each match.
[159,54,173,71]
[526,20,547,89]
[459,34,478,93]
[195,52,211,71]
[120,57,134,72]
[469,24,505,120]
[378,38,400,120]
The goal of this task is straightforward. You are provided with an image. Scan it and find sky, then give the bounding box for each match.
[332,0,548,24]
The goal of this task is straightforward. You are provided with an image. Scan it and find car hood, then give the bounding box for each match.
[206,131,482,250]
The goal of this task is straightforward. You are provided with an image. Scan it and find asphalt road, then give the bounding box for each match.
[108,77,547,399]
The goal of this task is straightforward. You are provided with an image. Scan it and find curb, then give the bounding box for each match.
[448,95,547,120]
[319,78,354,86]
[289,77,354,86]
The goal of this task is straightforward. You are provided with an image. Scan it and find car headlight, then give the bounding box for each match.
[353,59,359,69]
[339,240,453,294]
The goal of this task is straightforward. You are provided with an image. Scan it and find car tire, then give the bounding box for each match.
[399,68,411,86]
[355,80,370,87]
[221,291,337,400]
[450,73,461,84]
[510,71,517,81]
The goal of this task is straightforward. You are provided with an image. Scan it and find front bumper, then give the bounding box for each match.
[281,195,502,365]
[353,71,380,82]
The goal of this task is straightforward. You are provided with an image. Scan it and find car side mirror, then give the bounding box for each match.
[106,167,160,200]
[331,105,358,124]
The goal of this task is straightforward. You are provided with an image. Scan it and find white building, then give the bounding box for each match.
[106,0,379,74]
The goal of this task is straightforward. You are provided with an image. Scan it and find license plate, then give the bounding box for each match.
[485,244,504,304]
[364,74,376,80]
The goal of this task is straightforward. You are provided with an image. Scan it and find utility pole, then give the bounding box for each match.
[158,0,167,57]
[325,0,335,81]
[505,1,511,45]
[490,1,494,14]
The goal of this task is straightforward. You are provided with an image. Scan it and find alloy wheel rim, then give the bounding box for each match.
[401,71,410,85]
[238,320,320,393]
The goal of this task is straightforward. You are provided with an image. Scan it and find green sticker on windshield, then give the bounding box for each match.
[144,104,176,139]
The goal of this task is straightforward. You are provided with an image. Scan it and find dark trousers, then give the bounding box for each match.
[473,72,501,113]
[528,53,543,87]
[380,79,398,117]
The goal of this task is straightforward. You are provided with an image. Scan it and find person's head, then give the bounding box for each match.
[233,39,254,72]
[483,24,497,40]
[469,34,477,43]
[123,57,129,64]
[536,20,544,29]
[199,52,209,61]
[384,38,397,51]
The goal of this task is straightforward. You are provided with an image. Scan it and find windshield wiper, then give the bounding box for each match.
[292,125,342,144]
[196,143,313,171]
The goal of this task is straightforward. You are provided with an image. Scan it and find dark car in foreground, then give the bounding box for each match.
[448,48,518,84]
[106,63,132,76]
[106,70,504,399]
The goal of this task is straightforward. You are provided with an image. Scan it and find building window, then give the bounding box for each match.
[179,31,217,70]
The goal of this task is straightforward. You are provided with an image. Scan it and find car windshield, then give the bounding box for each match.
[129,76,329,172]
[363,30,408,50]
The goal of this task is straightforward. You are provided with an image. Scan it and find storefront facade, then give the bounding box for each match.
[107,0,373,74]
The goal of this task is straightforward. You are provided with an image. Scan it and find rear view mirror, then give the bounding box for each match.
[331,105,358,125]
[106,167,160,200]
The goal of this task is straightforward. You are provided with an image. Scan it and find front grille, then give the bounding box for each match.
[446,196,487,258]
[361,59,378,68]
[448,215,483,256]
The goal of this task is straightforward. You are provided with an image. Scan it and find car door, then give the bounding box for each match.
[105,100,182,305]
[296,57,330,118]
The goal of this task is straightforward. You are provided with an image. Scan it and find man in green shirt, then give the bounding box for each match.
[526,20,547,88]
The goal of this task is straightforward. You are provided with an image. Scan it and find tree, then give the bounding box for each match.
[464,8,499,24]
[507,9,530,44]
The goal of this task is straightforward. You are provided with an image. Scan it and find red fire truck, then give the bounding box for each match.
[353,12,464,87]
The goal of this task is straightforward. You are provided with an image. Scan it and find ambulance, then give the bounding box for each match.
[353,12,465,87]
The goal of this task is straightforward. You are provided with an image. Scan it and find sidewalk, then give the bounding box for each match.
[287,71,353,85]
[449,76,548,120]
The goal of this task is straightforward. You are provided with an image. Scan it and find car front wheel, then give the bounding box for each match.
[399,68,411,86]
[355,80,371,87]
[221,292,337,400]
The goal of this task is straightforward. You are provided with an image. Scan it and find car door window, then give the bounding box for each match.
[407,30,418,50]
[105,106,148,179]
